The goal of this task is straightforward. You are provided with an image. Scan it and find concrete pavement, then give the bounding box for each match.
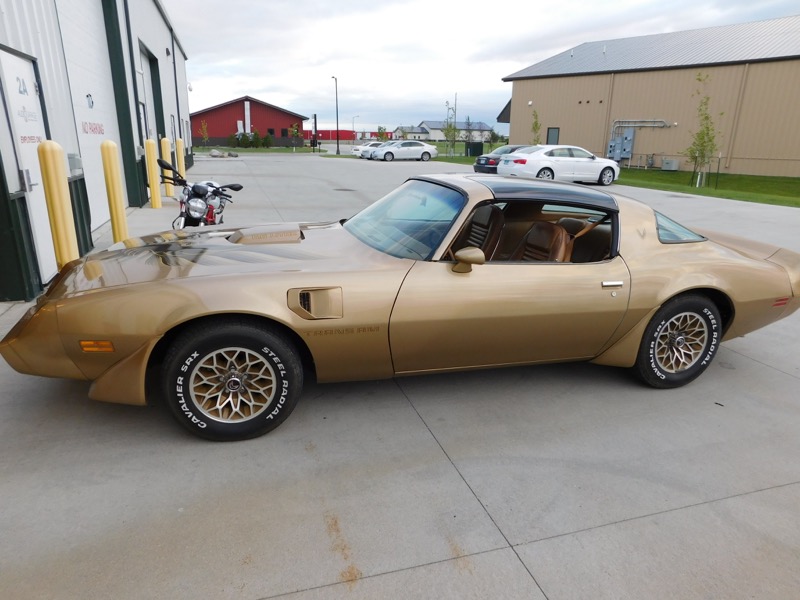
[1,153,799,599]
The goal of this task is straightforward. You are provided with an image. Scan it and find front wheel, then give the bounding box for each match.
[536,168,554,180]
[420,152,431,162]
[599,167,615,186]
[383,152,394,162]
[162,320,303,441]
[634,295,721,389]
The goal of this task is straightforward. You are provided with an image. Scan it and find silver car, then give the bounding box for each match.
[352,141,382,158]
[371,140,438,162]
[362,140,398,159]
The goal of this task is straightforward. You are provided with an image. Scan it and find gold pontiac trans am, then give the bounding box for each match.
[2,174,799,441]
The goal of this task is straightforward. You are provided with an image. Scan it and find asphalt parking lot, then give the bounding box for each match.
[1,151,798,599]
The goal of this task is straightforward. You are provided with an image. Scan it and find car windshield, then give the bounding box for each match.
[344,180,466,260]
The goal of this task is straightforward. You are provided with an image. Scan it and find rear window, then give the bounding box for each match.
[655,212,706,243]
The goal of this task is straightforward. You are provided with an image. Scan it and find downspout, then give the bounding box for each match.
[171,34,183,142]
[603,73,615,155]
[725,63,749,170]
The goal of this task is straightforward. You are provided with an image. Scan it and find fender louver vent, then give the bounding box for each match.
[299,291,311,312]
[288,287,343,320]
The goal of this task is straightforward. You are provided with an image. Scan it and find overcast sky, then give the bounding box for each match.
[161,0,797,135]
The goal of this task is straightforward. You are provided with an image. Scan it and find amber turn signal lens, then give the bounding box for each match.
[79,340,115,353]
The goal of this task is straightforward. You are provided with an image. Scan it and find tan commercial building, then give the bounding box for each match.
[503,15,800,176]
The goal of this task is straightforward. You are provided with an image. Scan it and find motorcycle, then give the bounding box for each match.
[157,158,243,229]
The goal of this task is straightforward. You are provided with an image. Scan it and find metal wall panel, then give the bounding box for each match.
[510,59,800,176]
[0,0,80,158]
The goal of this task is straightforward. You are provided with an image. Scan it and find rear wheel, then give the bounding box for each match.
[420,152,431,162]
[162,320,303,441]
[634,295,721,389]
[384,152,394,162]
[536,168,554,180]
[599,167,615,186]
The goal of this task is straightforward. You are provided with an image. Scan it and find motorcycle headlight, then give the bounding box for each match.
[186,197,207,219]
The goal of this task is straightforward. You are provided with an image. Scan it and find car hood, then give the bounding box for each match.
[47,221,393,298]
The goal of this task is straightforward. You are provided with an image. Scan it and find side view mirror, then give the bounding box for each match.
[452,246,485,273]
[157,158,175,171]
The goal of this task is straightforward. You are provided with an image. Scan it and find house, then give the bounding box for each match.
[502,15,800,176]
[394,121,494,142]
[191,96,308,147]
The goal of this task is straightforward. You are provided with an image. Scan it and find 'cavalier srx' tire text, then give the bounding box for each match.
[162,320,303,441]
[634,295,721,389]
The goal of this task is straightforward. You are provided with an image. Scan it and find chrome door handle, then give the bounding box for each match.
[602,281,624,288]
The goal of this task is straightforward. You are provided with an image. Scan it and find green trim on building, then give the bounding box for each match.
[68,176,93,256]
[0,192,42,301]
[101,0,146,208]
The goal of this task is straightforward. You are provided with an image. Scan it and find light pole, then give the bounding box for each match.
[331,76,339,155]
[352,115,359,142]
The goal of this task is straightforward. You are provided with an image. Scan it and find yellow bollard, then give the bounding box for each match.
[100,140,130,243]
[37,141,79,269]
[160,137,174,198]
[144,139,162,208]
[175,138,186,179]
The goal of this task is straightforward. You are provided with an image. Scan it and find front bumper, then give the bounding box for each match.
[0,302,86,379]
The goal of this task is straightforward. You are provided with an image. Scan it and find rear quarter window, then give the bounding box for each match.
[655,212,706,243]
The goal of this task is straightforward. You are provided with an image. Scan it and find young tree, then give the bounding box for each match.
[377,126,388,141]
[530,109,542,145]
[198,120,209,146]
[442,120,460,156]
[488,129,501,148]
[461,116,474,143]
[684,73,723,185]
[250,128,261,149]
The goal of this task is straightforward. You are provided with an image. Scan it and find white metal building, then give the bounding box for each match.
[0,0,191,301]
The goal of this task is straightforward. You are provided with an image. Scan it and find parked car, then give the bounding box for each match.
[352,141,382,158]
[473,144,530,173]
[497,145,620,185]
[3,174,798,441]
[362,140,398,159]
[371,140,438,162]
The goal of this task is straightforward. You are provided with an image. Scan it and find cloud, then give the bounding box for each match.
[163,0,799,132]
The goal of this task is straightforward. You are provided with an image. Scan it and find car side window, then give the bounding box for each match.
[570,148,593,159]
[655,212,706,243]
[449,201,616,264]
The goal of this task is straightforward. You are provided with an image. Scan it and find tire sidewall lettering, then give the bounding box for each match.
[644,302,720,384]
[171,342,292,430]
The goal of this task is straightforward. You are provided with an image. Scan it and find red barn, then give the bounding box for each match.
[190,96,308,147]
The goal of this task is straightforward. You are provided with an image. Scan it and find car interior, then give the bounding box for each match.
[446,201,614,264]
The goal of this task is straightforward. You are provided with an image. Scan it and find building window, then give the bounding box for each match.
[268,128,275,136]
[546,127,560,145]
[281,128,288,138]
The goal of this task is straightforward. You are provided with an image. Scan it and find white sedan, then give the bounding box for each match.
[352,141,382,158]
[362,140,398,159]
[371,140,438,162]
[497,145,619,186]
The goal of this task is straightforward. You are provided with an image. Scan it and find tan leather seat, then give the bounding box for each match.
[452,205,505,259]
[510,221,569,262]
[557,217,612,263]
